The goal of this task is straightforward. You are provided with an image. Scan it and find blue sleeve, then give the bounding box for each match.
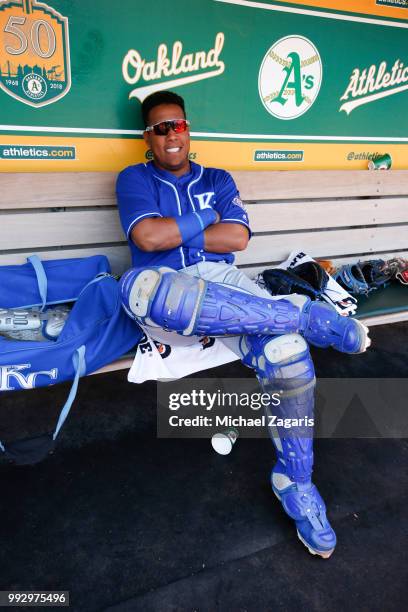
[116,165,162,238]
[213,171,251,237]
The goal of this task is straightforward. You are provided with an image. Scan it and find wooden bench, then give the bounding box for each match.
[1,170,408,372]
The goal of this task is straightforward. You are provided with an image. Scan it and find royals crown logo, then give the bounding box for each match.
[0,0,71,107]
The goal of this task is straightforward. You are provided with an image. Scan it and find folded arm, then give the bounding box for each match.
[131,215,249,253]
[187,222,249,253]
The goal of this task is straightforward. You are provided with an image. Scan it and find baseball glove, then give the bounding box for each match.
[334,260,391,295]
[262,261,329,299]
[397,269,408,285]
[381,257,408,285]
[292,261,330,292]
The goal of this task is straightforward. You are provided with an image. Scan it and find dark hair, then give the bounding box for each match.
[141,91,186,127]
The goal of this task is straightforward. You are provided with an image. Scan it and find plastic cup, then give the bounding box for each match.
[211,428,239,455]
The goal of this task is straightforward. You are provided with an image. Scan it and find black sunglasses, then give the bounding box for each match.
[145,119,190,136]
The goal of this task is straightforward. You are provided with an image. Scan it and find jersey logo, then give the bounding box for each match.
[194,192,215,210]
[232,195,246,211]
[153,340,172,359]
[0,363,58,390]
[199,336,215,350]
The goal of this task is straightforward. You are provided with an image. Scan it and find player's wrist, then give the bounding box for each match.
[184,232,205,249]
[175,209,217,244]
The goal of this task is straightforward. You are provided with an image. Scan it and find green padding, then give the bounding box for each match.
[355,284,408,318]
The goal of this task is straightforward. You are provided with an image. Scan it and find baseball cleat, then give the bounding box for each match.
[271,462,336,559]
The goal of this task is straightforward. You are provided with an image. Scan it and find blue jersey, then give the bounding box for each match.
[116,161,250,269]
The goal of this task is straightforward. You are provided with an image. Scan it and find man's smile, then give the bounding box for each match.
[166,147,182,153]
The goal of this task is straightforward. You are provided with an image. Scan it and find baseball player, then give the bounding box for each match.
[117,90,371,559]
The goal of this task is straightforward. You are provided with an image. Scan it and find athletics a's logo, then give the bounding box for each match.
[258,35,322,120]
[0,0,71,107]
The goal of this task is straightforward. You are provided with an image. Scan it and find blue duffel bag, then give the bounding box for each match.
[0,255,142,464]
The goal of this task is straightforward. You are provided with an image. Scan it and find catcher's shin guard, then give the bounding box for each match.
[241,334,315,482]
[241,333,336,558]
[120,266,370,353]
[120,266,302,336]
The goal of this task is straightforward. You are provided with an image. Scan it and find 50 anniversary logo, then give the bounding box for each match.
[0,0,70,107]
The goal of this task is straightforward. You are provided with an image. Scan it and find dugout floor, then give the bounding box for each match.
[1,323,407,612]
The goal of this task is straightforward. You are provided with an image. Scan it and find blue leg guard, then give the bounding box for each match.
[302,299,370,354]
[120,266,370,354]
[241,333,337,558]
[120,266,301,335]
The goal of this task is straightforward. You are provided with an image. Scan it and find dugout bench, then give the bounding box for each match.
[1,169,408,373]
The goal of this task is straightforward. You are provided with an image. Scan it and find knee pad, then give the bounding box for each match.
[120,266,204,333]
[120,266,304,337]
[241,333,315,393]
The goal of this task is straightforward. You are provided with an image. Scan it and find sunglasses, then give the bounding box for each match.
[145,119,190,136]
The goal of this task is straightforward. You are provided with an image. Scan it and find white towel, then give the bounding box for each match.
[127,326,239,383]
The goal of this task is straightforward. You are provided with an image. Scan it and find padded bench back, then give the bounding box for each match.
[1,170,408,276]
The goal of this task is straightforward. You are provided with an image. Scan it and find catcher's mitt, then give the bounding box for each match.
[292,261,329,292]
[262,261,329,299]
[334,260,391,295]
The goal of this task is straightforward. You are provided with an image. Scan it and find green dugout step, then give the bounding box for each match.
[355,284,408,319]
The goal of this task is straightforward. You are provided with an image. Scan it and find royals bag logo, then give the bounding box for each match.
[0,0,70,107]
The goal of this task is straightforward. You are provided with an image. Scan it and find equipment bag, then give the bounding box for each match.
[2,254,111,309]
[0,255,142,465]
